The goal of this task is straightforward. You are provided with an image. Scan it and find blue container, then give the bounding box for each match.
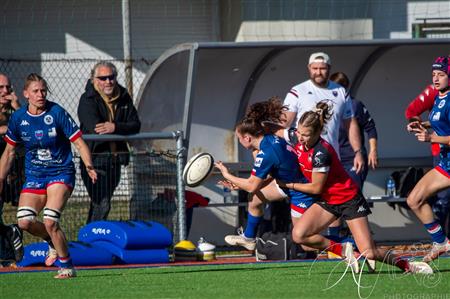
[17,241,114,267]
[93,241,170,264]
[78,220,172,249]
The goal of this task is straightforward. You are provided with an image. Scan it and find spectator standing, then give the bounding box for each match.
[0,73,23,264]
[283,52,365,173]
[78,61,141,223]
[330,72,378,189]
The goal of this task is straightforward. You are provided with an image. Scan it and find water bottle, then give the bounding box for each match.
[386,176,397,197]
[223,187,232,203]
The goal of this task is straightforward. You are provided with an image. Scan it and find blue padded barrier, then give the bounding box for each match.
[92,241,170,264]
[17,242,47,267]
[78,220,172,249]
[18,241,114,267]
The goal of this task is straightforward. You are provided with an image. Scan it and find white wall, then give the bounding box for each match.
[0,0,218,121]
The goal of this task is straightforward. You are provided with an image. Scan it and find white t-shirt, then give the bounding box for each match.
[283,79,353,154]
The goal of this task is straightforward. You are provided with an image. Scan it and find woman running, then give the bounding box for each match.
[407,56,450,262]
[0,73,97,278]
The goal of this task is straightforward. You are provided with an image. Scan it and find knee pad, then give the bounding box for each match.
[17,206,38,222]
[43,207,61,222]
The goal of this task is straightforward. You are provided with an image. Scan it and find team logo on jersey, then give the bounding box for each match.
[297,202,307,209]
[35,130,44,140]
[48,127,57,137]
[314,156,320,164]
[332,91,338,97]
[49,178,65,184]
[438,99,446,109]
[37,148,52,161]
[44,115,54,125]
[25,181,42,188]
[20,120,30,126]
[21,131,30,141]
[255,157,263,167]
[314,151,325,164]
[432,112,441,121]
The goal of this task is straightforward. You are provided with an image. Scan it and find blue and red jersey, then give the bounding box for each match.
[429,93,450,177]
[251,134,315,205]
[4,101,81,178]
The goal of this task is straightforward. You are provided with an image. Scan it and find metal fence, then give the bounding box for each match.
[1,131,186,245]
[0,58,153,123]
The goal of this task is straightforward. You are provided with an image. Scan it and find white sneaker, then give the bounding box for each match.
[54,267,76,279]
[342,242,360,274]
[423,240,450,263]
[365,259,376,273]
[45,244,58,267]
[408,261,433,275]
[197,237,216,252]
[224,227,256,251]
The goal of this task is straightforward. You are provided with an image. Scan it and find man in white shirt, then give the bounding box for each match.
[284,52,365,172]
[283,53,366,247]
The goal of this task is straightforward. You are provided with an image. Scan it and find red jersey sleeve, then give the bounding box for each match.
[405,85,437,121]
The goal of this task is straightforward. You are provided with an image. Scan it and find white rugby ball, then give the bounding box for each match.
[183,152,214,187]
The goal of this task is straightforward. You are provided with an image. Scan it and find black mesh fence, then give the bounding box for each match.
[1,150,179,244]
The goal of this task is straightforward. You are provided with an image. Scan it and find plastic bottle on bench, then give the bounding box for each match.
[386,176,397,197]
[223,187,232,203]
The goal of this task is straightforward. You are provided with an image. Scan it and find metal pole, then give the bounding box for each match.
[175,130,186,241]
[83,131,177,142]
[122,0,133,97]
[181,44,199,150]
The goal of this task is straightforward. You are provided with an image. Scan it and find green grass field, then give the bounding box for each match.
[1,258,449,299]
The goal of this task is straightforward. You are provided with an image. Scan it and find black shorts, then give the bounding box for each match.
[316,193,371,221]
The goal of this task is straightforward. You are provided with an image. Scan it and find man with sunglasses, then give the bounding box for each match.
[0,73,23,265]
[78,62,141,223]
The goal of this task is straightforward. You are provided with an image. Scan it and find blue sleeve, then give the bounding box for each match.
[5,113,20,144]
[355,100,378,140]
[252,150,275,179]
[57,107,81,141]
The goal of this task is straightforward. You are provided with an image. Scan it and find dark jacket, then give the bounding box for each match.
[78,80,141,164]
[339,97,377,165]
